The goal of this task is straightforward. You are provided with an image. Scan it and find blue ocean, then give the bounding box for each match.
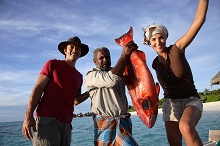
[0,111,219,146]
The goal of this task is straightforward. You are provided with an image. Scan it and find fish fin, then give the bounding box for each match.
[115,26,133,46]
[155,82,160,96]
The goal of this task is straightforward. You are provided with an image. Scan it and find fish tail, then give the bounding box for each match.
[115,26,133,46]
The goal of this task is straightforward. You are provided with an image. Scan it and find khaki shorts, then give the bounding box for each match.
[162,96,203,121]
[33,117,72,146]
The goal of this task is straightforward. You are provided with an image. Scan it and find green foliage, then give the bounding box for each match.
[158,98,164,108]
[198,88,220,102]
[128,105,135,112]
[199,88,220,96]
[200,94,220,102]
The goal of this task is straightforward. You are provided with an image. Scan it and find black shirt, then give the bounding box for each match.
[152,44,199,99]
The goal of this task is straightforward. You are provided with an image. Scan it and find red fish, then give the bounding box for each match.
[115,26,160,128]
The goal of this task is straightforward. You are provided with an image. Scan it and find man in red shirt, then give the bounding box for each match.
[22,36,89,146]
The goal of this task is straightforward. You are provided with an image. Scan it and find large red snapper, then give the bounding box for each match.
[115,27,160,128]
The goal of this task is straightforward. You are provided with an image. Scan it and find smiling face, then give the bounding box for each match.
[93,50,111,71]
[64,44,81,61]
[149,33,166,53]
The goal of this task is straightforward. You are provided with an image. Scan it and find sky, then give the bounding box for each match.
[0,0,219,122]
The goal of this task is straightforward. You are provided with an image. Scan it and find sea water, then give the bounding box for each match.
[0,111,219,146]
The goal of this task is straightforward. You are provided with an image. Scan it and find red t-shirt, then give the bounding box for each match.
[36,59,82,123]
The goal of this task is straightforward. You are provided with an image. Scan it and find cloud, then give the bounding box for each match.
[0,69,38,106]
[0,0,219,122]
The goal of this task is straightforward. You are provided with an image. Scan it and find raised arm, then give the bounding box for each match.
[175,0,209,51]
[110,41,137,77]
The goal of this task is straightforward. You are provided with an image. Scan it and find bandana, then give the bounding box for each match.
[143,24,168,45]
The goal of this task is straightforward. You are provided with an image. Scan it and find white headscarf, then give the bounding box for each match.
[143,24,168,45]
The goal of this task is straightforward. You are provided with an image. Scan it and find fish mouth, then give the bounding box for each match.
[148,115,156,128]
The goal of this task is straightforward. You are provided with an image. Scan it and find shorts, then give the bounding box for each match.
[33,117,72,146]
[162,96,203,121]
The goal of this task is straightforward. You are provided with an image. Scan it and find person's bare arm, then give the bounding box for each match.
[111,41,138,77]
[22,74,49,140]
[176,0,209,51]
[74,91,89,106]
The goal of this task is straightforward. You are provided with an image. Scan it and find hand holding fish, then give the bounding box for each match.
[111,40,138,77]
[122,41,138,56]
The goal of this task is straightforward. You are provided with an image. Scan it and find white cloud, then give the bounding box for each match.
[0,0,219,122]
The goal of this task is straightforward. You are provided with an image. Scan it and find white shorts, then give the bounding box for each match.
[162,96,203,121]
